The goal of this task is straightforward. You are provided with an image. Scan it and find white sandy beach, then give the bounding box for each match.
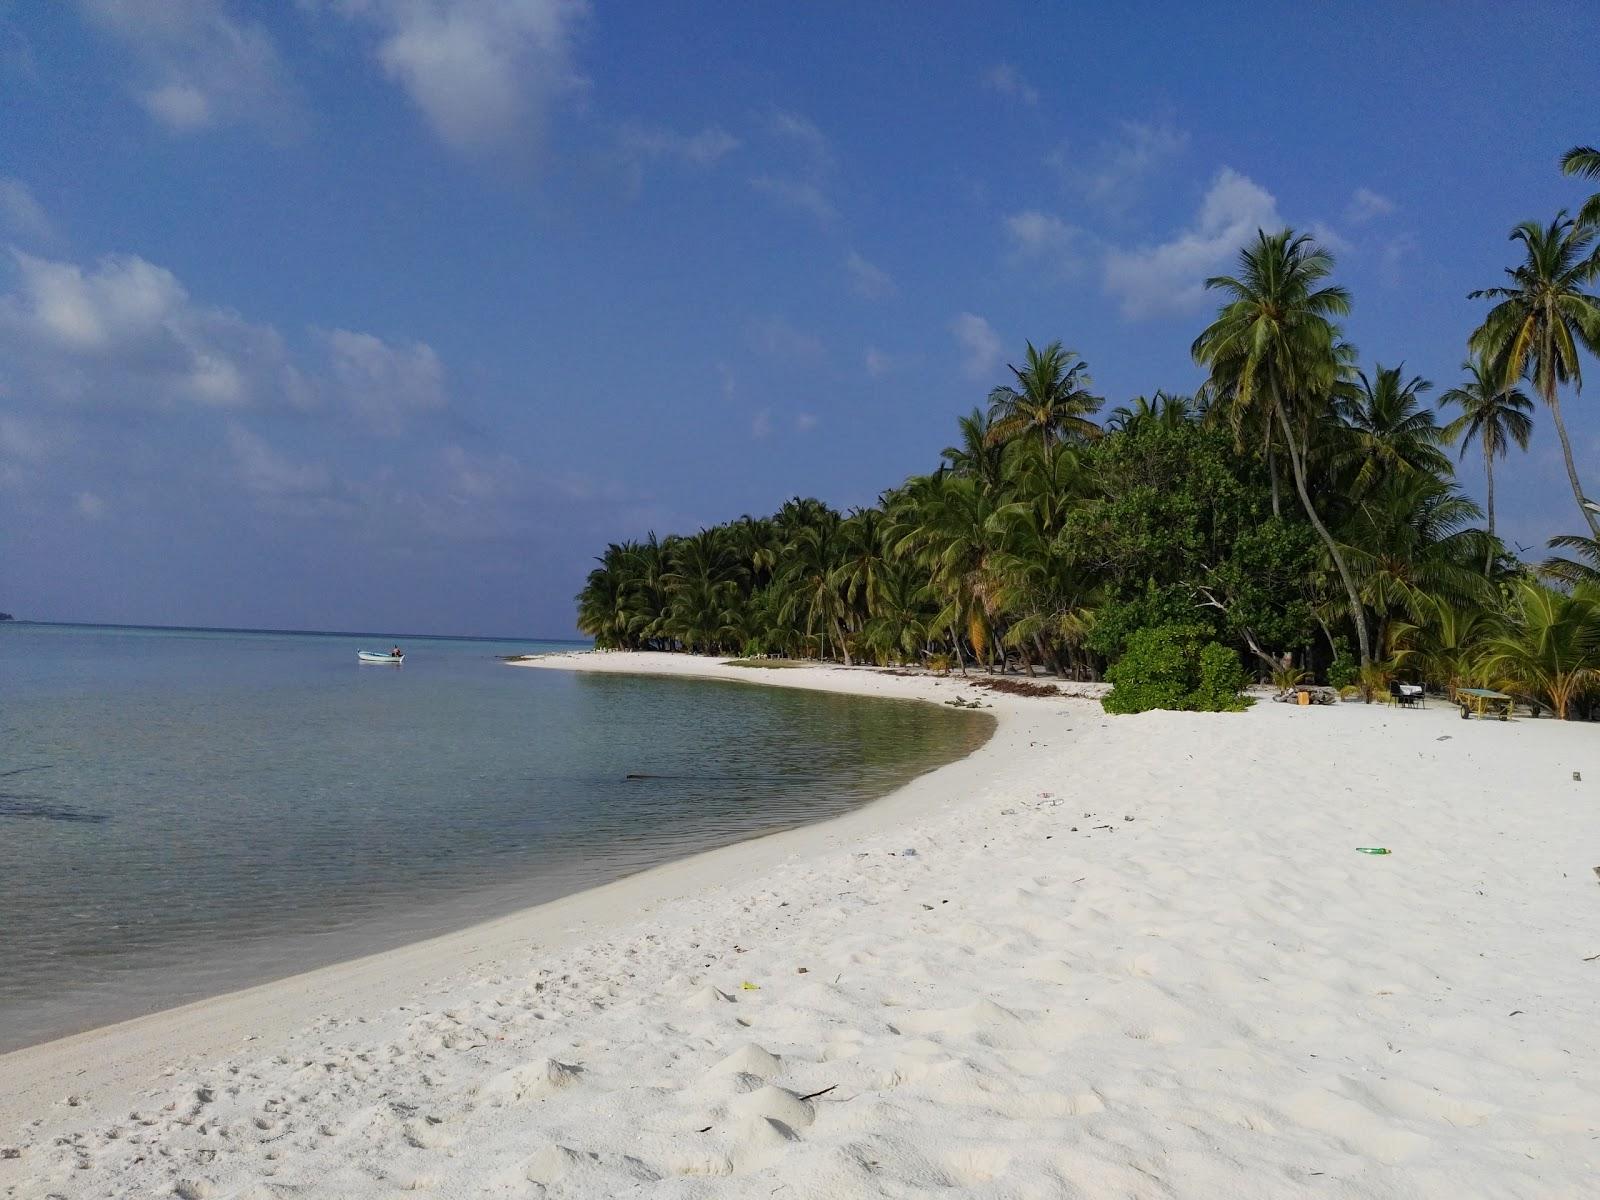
[3,652,1599,1198]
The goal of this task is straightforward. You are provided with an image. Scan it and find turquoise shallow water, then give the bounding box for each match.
[0,624,987,1050]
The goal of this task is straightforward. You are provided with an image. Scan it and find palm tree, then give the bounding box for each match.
[1562,145,1600,229]
[1106,391,1194,434]
[941,408,1007,490]
[1440,356,1534,569]
[777,517,852,664]
[1340,472,1493,656]
[1335,364,1450,493]
[1192,229,1374,666]
[1484,580,1600,719]
[985,341,1102,458]
[1542,533,1600,587]
[1469,214,1600,537]
[1410,594,1494,698]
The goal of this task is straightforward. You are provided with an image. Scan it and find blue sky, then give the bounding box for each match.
[1,1,1596,637]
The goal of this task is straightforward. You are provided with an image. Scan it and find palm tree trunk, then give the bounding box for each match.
[1483,441,1496,574]
[1546,387,1600,537]
[1267,441,1281,518]
[1276,404,1373,668]
[831,614,852,666]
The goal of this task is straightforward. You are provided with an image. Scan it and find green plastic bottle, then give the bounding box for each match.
[1355,847,1391,855]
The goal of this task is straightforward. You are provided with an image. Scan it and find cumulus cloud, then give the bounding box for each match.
[845,251,896,299]
[1346,186,1396,224]
[0,250,290,407]
[1003,210,1088,278]
[73,0,300,135]
[74,490,106,519]
[1102,167,1284,319]
[983,62,1038,106]
[317,328,446,436]
[950,312,1002,380]
[325,0,588,153]
[0,178,54,243]
[0,248,446,435]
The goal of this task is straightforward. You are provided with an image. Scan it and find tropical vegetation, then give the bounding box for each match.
[577,145,1600,719]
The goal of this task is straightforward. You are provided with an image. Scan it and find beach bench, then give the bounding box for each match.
[1456,687,1513,721]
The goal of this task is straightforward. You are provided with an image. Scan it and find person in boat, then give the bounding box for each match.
[390,646,403,659]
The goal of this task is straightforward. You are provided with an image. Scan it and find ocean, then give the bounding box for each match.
[0,623,987,1050]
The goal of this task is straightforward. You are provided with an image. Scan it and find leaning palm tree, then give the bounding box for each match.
[1562,145,1600,229]
[1439,356,1534,570]
[1192,228,1374,667]
[1469,214,1600,537]
[985,341,1102,458]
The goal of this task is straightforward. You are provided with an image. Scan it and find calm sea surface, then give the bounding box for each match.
[0,623,988,1050]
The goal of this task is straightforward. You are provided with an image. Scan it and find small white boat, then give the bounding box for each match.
[358,650,404,664]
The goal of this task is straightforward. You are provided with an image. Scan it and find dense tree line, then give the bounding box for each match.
[578,146,1600,717]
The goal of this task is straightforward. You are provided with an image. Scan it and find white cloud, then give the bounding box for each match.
[142,82,211,130]
[1380,233,1418,287]
[1003,210,1088,277]
[74,0,299,135]
[74,490,105,519]
[325,0,588,153]
[1346,187,1395,224]
[751,409,773,439]
[1050,119,1188,212]
[0,250,288,407]
[794,412,818,432]
[750,175,835,223]
[747,316,824,361]
[767,110,833,169]
[983,62,1038,106]
[1102,167,1284,319]
[751,109,837,223]
[0,249,445,432]
[318,328,446,436]
[0,178,54,243]
[845,251,896,299]
[1306,219,1352,256]
[618,124,739,168]
[950,312,1002,380]
[227,424,333,498]
[864,346,897,378]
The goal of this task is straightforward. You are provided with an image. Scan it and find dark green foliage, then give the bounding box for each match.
[1101,624,1248,714]
[1195,642,1251,711]
[1074,418,1314,662]
[1326,639,1360,689]
[575,204,1589,698]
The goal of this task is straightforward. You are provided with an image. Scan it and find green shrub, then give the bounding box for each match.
[1102,623,1250,714]
[1194,641,1250,711]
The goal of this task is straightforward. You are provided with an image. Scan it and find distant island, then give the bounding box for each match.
[0,612,13,622]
